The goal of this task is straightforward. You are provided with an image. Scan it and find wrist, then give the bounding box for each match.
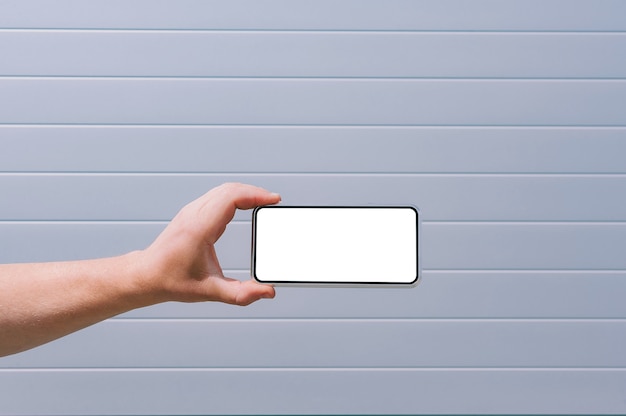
[119,250,170,308]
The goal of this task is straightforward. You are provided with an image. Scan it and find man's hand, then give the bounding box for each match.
[140,182,280,305]
[0,183,280,356]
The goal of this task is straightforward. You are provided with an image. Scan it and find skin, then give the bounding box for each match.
[0,183,280,357]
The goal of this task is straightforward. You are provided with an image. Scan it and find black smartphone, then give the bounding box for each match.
[251,206,420,286]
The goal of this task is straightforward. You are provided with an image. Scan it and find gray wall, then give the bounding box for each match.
[1,1,626,414]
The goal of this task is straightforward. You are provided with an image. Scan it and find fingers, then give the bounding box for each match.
[194,183,281,243]
[167,183,279,305]
[213,182,281,211]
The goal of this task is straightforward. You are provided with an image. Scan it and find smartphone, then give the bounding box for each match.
[251,206,420,286]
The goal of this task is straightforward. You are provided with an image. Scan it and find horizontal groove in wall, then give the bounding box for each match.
[106,318,626,322]
[426,269,626,272]
[5,217,626,223]
[231,268,626,274]
[100,267,626,273]
[2,123,626,128]
[2,172,626,177]
[5,171,626,175]
[0,123,626,131]
[3,29,626,34]
[2,367,626,372]
[4,77,626,82]
[425,269,626,274]
[2,76,626,81]
[113,316,626,322]
[427,269,626,274]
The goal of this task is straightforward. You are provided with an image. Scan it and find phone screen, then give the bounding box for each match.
[252,206,420,285]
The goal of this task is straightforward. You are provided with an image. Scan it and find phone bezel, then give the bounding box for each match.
[251,205,421,287]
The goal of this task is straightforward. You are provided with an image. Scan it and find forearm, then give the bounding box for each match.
[0,251,155,357]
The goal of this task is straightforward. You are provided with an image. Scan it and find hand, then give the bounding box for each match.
[0,182,280,357]
[140,182,281,306]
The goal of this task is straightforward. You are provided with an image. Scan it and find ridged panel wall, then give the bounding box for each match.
[1,1,625,414]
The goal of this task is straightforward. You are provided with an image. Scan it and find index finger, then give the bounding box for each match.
[194,182,281,242]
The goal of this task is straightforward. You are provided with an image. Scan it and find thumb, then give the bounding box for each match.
[212,277,276,306]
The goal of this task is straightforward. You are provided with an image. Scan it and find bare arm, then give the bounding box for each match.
[0,183,280,357]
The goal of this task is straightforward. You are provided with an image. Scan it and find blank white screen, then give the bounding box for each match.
[253,207,418,284]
